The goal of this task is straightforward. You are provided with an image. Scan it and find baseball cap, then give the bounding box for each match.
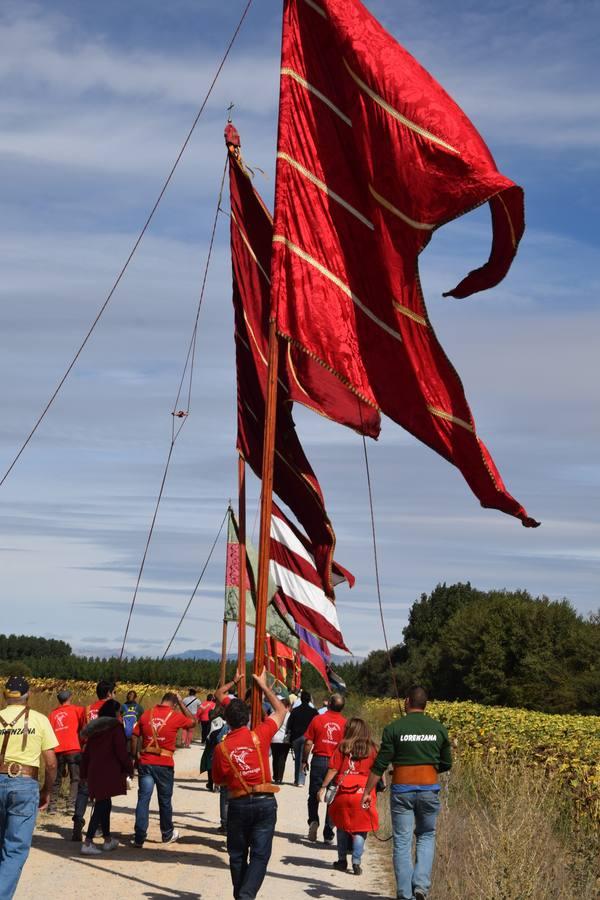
[4,675,30,698]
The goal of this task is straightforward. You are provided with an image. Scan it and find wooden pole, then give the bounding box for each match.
[237,454,247,700]
[251,319,279,727]
[220,619,228,687]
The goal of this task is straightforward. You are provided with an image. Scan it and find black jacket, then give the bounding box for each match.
[287,703,318,743]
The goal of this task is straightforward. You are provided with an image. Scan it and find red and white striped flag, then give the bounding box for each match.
[270,503,351,651]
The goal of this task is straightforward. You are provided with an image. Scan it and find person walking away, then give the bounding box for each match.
[198,693,216,744]
[121,690,143,753]
[47,689,85,814]
[302,692,346,843]
[318,717,379,876]
[79,699,133,855]
[130,692,194,847]
[181,689,200,748]
[362,685,452,900]
[0,675,58,899]
[287,690,317,786]
[212,670,286,900]
[72,678,117,841]
[270,698,291,784]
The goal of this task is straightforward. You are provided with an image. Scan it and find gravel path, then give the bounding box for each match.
[16,742,390,899]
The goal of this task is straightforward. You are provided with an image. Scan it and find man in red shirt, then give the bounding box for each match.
[130,692,194,847]
[197,693,216,744]
[302,693,347,843]
[212,670,286,900]
[71,678,116,841]
[48,690,85,814]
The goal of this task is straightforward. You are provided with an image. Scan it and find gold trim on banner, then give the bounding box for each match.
[278,152,374,229]
[273,235,403,343]
[280,68,352,127]
[344,60,460,155]
[427,405,474,433]
[496,193,517,249]
[231,211,271,284]
[393,302,427,327]
[302,0,327,19]
[369,184,435,231]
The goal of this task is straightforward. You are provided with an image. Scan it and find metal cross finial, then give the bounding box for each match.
[227,101,235,122]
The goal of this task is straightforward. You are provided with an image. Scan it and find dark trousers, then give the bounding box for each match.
[308,755,334,839]
[291,736,306,786]
[271,744,289,783]
[86,798,112,841]
[201,721,210,743]
[51,752,80,808]
[219,785,229,828]
[227,794,277,899]
[135,764,175,844]
[73,778,89,828]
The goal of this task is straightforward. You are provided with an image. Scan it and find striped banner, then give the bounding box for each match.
[270,503,349,651]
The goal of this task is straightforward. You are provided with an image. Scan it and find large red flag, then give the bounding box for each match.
[270,0,539,528]
[228,126,363,595]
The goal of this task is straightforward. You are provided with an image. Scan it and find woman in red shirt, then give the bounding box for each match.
[318,717,379,876]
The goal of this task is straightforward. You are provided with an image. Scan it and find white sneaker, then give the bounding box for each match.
[101,838,119,852]
[81,842,102,855]
[163,829,180,844]
[126,777,134,790]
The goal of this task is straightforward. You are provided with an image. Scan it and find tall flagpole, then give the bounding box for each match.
[251,319,279,726]
[237,454,247,699]
[219,618,228,687]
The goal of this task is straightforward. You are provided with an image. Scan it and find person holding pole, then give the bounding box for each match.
[212,669,286,900]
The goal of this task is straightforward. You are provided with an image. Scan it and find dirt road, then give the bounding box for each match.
[17,742,389,899]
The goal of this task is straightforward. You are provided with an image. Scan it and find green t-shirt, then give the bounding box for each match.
[371,711,452,776]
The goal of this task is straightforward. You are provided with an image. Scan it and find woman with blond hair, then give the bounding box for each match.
[318,717,379,875]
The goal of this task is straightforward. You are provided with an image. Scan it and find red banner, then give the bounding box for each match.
[270,0,538,528]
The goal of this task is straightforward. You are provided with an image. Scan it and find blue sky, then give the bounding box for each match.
[0,0,597,661]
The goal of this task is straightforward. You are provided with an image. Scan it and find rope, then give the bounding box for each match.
[137,507,229,704]
[0,0,255,490]
[361,435,402,711]
[119,158,228,661]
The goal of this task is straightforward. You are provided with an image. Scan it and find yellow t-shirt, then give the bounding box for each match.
[0,705,58,767]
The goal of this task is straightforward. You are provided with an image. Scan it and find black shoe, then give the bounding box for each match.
[415,890,426,900]
[332,859,348,872]
[323,832,335,844]
[71,826,83,842]
[352,863,362,876]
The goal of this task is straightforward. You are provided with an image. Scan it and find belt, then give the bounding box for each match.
[0,762,39,779]
[228,783,280,800]
[392,764,438,785]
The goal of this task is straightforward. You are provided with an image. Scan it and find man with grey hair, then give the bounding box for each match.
[302,692,346,843]
[0,674,58,899]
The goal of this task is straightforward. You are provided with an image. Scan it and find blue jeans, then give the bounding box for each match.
[308,755,334,839]
[391,790,440,900]
[0,775,39,900]
[134,764,175,844]
[337,829,367,865]
[292,737,305,786]
[227,794,277,899]
[219,785,229,828]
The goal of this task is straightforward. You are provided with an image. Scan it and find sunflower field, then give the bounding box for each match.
[363,698,600,824]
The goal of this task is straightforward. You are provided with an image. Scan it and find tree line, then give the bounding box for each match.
[2,583,598,714]
[356,583,600,715]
